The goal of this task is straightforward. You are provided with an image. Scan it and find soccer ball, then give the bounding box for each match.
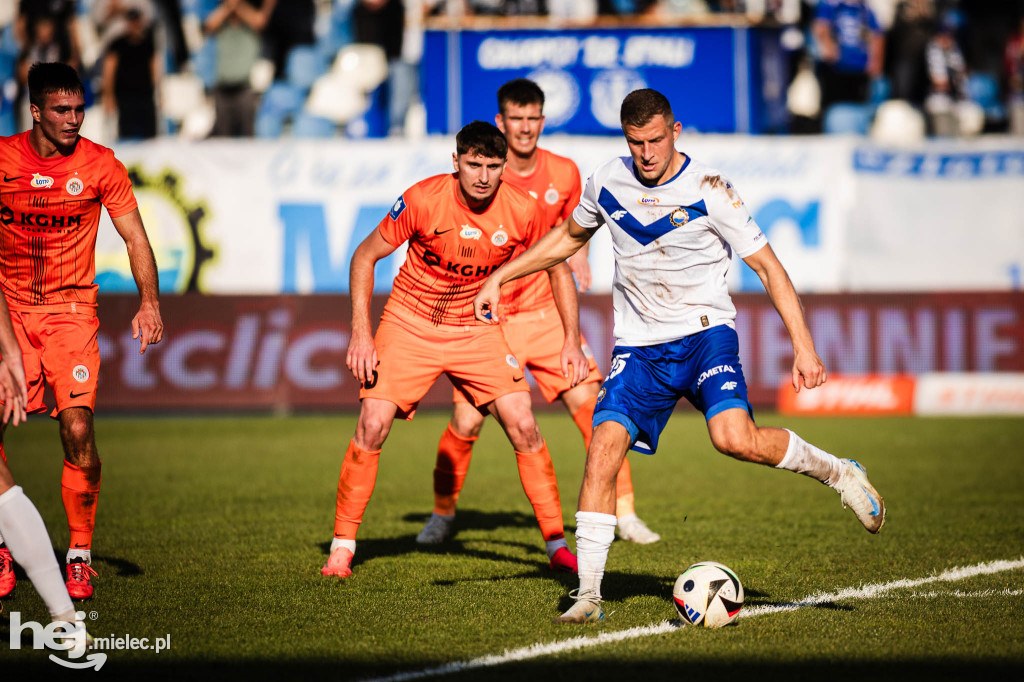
[672,561,744,628]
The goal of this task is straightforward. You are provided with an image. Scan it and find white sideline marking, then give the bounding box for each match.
[360,557,1024,682]
[909,589,1023,598]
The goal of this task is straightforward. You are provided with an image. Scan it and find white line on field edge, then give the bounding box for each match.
[360,556,1024,682]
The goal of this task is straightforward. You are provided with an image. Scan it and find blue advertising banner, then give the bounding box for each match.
[423,26,785,134]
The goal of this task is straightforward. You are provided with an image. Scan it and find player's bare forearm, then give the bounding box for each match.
[475,218,593,323]
[112,209,164,353]
[742,244,825,391]
[0,295,27,426]
[567,241,592,292]
[347,229,395,383]
[546,262,588,385]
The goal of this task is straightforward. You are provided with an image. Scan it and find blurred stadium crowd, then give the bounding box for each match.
[1,0,1023,141]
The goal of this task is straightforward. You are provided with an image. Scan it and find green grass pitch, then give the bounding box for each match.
[2,411,1023,680]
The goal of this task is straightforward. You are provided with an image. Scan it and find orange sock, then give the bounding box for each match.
[571,396,597,451]
[573,397,637,516]
[332,439,382,540]
[61,460,101,550]
[514,442,565,542]
[433,424,476,516]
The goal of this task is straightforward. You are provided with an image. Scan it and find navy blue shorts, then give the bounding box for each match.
[593,325,753,455]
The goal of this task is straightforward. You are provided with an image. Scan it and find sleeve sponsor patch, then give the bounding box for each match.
[389,195,407,221]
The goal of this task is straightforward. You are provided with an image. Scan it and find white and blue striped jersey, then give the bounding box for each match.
[572,155,768,347]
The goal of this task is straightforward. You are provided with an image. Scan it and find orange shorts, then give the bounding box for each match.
[453,307,602,405]
[3,310,100,417]
[361,309,528,419]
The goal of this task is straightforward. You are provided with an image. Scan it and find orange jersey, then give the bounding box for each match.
[498,148,582,317]
[0,131,137,313]
[377,173,547,327]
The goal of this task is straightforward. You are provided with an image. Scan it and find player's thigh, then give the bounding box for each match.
[361,315,445,419]
[3,311,47,414]
[445,325,527,409]
[35,314,100,418]
[503,313,601,403]
[680,326,753,423]
[594,345,680,455]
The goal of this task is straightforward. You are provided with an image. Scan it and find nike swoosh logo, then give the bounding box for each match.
[513,376,524,382]
[3,174,23,182]
[862,485,880,516]
[74,543,89,548]
[69,390,90,399]
[433,228,452,235]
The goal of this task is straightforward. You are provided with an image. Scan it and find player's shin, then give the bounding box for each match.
[61,460,101,558]
[775,429,842,486]
[0,486,75,619]
[433,424,476,516]
[574,511,616,599]
[333,439,382,541]
[514,443,566,551]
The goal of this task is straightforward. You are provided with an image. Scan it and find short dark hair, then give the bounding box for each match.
[28,62,84,109]
[620,88,675,129]
[455,121,508,159]
[497,78,545,114]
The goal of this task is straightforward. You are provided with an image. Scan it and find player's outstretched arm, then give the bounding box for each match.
[112,209,163,354]
[475,216,594,323]
[0,294,27,426]
[546,262,589,387]
[742,244,826,392]
[347,229,397,385]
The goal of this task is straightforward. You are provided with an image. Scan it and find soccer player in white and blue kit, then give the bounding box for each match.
[474,89,886,623]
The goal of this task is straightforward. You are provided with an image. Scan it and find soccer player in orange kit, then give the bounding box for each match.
[0,63,163,601]
[321,121,585,578]
[416,80,659,547]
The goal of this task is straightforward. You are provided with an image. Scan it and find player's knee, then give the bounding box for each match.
[503,415,542,451]
[711,428,756,461]
[450,412,484,439]
[59,413,95,449]
[355,415,391,450]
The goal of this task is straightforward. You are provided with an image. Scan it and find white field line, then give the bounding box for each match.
[360,556,1024,682]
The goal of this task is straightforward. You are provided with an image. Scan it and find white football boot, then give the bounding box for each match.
[553,589,605,623]
[834,459,886,533]
[416,513,454,544]
[616,514,660,544]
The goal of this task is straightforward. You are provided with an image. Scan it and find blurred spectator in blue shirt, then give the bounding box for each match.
[812,0,884,110]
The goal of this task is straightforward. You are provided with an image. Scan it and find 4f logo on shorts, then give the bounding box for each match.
[721,381,738,390]
[607,353,631,381]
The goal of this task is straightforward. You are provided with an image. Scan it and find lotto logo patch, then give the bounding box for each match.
[72,365,90,383]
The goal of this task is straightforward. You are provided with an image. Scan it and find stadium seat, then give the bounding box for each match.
[306,74,368,124]
[193,40,219,90]
[967,73,1006,122]
[869,76,891,108]
[291,112,336,138]
[259,82,304,117]
[870,100,926,145]
[255,111,285,138]
[161,73,207,122]
[823,103,872,135]
[285,45,328,91]
[0,24,19,57]
[332,44,388,93]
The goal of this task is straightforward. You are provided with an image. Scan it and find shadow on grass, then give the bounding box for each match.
[8,550,141,582]
[3,656,1019,681]
[401,509,569,535]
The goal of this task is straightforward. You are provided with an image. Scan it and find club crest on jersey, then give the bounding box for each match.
[544,187,560,205]
[491,229,508,246]
[637,193,659,206]
[65,176,84,196]
[505,354,520,369]
[31,173,54,189]
[669,208,689,226]
[72,365,90,383]
[460,224,482,240]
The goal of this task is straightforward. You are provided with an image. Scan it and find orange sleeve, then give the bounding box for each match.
[560,161,583,223]
[99,152,138,219]
[376,186,422,248]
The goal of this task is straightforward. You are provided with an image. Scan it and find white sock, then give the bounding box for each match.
[574,511,616,599]
[776,430,843,487]
[0,486,75,620]
[431,512,454,522]
[545,537,568,558]
[330,538,356,554]
[66,548,91,565]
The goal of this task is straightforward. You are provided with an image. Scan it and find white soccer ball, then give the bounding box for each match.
[672,561,744,628]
